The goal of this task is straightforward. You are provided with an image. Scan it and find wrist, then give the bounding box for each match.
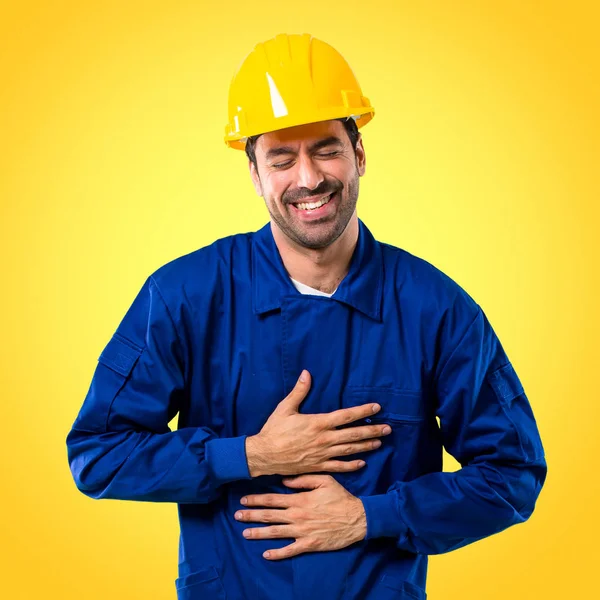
[352,497,367,542]
[245,434,272,477]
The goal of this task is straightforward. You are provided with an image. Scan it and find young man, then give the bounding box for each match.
[67,33,547,600]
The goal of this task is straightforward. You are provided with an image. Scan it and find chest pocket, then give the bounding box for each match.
[332,387,427,495]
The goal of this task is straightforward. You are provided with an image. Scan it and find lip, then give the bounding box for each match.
[289,191,338,221]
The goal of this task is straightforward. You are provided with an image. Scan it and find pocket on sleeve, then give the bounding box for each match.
[98,332,143,377]
[486,362,545,463]
[487,362,523,406]
[74,333,144,433]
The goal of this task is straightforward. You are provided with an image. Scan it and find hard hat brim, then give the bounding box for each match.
[225,109,374,150]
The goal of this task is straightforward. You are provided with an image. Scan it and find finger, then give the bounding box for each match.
[242,525,295,540]
[328,424,392,445]
[282,474,333,488]
[327,439,384,458]
[319,459,366,472]
[235,509,293,524]
[241,493,297,508]
[263,540,308,560]
[277,370,311,415]
[325,403,381,428]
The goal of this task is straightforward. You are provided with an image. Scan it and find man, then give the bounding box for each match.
[66,33,547,600]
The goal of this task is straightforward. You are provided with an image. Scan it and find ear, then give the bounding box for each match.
[355,133,366,177]
[249,160,263,197]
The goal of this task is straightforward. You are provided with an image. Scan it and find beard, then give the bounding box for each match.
[264,168,360,250]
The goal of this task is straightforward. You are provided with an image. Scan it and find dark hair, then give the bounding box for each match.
[244,117,359,169]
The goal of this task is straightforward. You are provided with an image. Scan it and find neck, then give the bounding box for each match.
[271,215,359,294]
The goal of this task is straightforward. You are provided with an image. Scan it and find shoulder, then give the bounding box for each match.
[147,230,254,301]
[379,240,480,323]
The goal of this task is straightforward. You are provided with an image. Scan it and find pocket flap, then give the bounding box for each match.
[346,386,425,420]
[487,362,524,405]
[98,333,143,378]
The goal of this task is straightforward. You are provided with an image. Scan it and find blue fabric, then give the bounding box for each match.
[66,219,547,600]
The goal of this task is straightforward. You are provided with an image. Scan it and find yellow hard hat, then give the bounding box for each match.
[224,33,375,150]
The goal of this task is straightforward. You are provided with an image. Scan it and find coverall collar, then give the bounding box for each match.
[252,218,383,321]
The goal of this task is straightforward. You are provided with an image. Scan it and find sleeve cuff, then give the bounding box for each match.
[205,435,252,484]
[358,492,410,540]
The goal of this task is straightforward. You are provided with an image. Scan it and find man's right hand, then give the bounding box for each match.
[244,370,392,477]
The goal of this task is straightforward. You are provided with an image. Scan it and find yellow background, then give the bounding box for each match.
[1,1,598,598]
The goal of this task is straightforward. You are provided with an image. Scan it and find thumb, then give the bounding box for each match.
[278,369,311,415]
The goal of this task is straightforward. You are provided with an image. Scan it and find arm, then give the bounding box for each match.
[358,301,547,554]
[66,275,252,503]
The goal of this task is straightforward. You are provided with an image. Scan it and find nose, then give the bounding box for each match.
[296,152,324,192]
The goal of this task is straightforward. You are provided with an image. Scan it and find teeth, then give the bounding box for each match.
[295,193,333,211]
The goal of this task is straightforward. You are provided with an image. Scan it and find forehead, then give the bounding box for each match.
[255,120,347,155]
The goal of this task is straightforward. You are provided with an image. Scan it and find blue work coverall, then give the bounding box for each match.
[66,219,547,600]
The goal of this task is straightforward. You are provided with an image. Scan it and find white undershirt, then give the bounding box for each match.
[290,277,337,298]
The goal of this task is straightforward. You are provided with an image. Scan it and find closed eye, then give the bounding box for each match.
[272,151,340,169]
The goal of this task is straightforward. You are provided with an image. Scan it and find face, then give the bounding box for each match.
[249,120,366,250]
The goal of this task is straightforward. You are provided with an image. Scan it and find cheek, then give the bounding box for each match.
[264,175,288,202]
[265,192,287,214]
[324,164,350,188]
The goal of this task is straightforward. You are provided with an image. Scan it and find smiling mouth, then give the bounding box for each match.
[292,192,335,211]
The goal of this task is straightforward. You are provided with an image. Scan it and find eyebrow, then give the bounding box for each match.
[264,136,344,161]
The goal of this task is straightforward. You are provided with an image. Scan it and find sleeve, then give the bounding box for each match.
[357,301,547,554]
[66,275,252,503]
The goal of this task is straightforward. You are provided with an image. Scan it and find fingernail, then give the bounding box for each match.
[299,370,306,382]
[263,551,271,558]
[241,497,248,504]
[372,404,380,413]
[243,530,251,538]
[383,426,392,434]
[358,460,366,467]
[235,512,243,519]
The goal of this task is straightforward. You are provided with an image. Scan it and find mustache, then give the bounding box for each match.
[284,182,340,204]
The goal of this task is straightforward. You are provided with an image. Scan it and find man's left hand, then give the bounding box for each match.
[234,474,367,560]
